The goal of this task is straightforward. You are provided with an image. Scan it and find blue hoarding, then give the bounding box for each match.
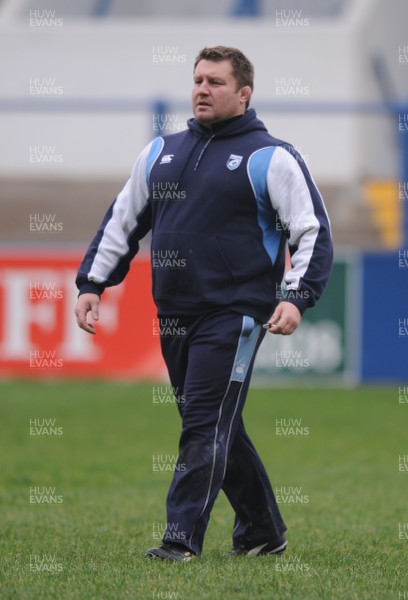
[361,252,408,381]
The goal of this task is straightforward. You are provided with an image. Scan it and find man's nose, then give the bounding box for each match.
[196,81,210,94]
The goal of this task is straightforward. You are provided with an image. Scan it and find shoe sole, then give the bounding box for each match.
[234,540,288,557]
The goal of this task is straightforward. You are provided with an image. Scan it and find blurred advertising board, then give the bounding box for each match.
[0,252,357,383]
[254,255,358,384]
[0,251,166,380]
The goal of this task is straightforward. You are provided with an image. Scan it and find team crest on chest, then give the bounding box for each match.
[226,154,243,171]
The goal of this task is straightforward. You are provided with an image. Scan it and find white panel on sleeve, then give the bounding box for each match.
[266,146,321,291]
[88,139,161,283]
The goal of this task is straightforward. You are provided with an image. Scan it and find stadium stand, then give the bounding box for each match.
[0,0,405,251]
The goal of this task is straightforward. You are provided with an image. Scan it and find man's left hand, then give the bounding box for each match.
[265,302,301,335]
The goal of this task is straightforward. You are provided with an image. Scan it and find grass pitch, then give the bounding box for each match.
[0,381,406,599]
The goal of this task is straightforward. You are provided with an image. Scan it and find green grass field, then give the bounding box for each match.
[0,381,406,600]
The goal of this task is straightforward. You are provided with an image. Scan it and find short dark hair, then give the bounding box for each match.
[194,46,254,107]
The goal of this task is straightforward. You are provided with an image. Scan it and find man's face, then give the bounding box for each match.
[192,59,251,127]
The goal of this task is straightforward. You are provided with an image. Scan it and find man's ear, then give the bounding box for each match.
[240,86,252,105]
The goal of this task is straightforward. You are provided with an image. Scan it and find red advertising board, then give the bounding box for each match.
[0,251,167,380]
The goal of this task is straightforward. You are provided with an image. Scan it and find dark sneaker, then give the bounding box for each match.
[228,536,287,557]
[145,543,196,562]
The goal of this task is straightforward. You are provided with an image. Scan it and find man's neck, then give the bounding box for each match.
[199,112,246,132]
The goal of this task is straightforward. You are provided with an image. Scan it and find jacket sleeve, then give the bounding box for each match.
[76,138,164,296]
[266,145,333,314]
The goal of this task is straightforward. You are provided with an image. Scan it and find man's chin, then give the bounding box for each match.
[194,110,214,126]
[196,117,213,128]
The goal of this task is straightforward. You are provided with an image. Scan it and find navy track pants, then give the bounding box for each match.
[159,310,286,555]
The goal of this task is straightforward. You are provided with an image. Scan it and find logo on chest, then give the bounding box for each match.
[226,154,243,171]
[159,154,174,164]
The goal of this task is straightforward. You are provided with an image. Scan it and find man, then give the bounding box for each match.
[75,46,333,561]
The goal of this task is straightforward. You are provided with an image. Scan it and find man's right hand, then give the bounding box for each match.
[74,293,100,334]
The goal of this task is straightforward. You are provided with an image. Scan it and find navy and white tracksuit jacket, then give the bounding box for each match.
[76,108,333,554]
